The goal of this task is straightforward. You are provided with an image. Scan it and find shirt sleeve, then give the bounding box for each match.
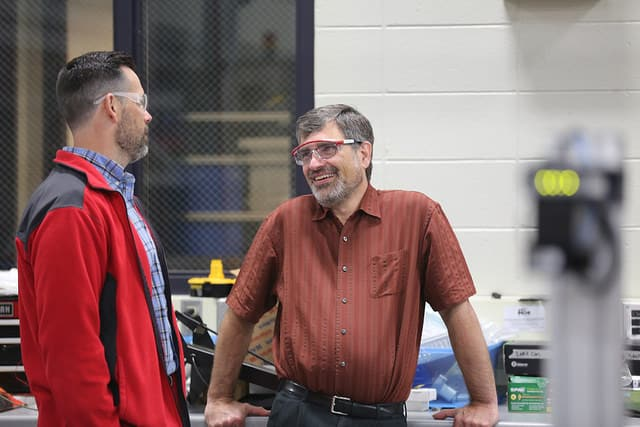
[226,214,279,324]
[422,203,476,311]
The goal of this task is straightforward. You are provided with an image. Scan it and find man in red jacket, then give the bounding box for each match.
[16,51,190,426]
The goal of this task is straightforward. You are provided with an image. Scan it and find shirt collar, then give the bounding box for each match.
[62,146,136,199]
[311,184,382,221]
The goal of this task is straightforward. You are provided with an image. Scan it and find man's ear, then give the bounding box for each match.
[360,141,373,168]
[96,94,119,121]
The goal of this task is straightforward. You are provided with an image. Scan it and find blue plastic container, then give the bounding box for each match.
[183,164,247,211]
[413,341,504,408]
[181,164,247,257]
[182,222,245,257]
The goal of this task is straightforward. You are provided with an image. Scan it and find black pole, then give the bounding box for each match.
[113,0,145,195]
[294,0,314,196]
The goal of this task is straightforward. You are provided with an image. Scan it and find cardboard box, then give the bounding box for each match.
[505,341,639,376]
[244,304,277,366]
[503,341,549,377]
[508,376,551,413]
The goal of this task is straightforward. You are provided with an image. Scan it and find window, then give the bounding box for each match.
[1,0,310,274]
[0,0,113,269]
[137,0,299,271]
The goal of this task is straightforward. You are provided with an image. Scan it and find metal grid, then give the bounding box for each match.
[0,0,296,271]
[0,1,66,269]
[140,0,297,270]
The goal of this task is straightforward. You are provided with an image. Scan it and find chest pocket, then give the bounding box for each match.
[370,249,408,297]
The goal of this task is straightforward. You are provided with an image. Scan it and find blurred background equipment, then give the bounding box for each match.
[531,130,624,426]
[176,259,278,406]
[412,307,508,409]
[176,309,277,406]
[0,269,27,395]
[188,259,236,298]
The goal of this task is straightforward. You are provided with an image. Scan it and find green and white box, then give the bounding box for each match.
[507,376,550,413]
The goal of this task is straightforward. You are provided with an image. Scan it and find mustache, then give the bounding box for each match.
[308,166,338,180]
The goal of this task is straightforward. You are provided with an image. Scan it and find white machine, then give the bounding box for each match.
[531,130,624,427]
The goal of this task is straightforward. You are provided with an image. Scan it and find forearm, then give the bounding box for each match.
[440,300,498,405]
[207,309,256,401]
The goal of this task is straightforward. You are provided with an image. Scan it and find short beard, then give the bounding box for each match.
[116,120,148,164]
[127,138,148,163]
[309,155,364,208]
[312,178,348,208]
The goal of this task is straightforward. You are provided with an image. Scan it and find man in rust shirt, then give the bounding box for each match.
[204,104,499,427]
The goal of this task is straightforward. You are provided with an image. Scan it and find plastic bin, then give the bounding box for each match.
[413,341,504,408]
[182,222,245,257]
[183,164,247,212]
[181,163,247,257]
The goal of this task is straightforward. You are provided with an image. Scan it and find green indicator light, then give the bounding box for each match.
[534,169,580,197]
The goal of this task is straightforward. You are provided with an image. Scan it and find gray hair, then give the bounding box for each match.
[295,104,374,180]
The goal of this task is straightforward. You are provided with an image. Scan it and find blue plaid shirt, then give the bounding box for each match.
[64,147,177,375]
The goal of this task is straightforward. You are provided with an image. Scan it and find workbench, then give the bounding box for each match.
[2,401,639,426]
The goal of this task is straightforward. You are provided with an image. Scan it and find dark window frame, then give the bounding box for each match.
[113,0,314,292]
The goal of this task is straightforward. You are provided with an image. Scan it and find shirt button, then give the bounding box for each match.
[342,236,348,242]
[341,297,348,304]
[341,329,347,335]
[342,265,348,272]
[340,361,347,367]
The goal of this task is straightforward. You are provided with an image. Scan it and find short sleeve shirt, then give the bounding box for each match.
[227,185,475,403]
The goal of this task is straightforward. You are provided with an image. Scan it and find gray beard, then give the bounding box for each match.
[116,126,148,164]
[128,141,148,163]
[309,151,365,208]
[312,178,348,208]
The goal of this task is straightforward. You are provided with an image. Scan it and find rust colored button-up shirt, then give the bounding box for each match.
[227,185,475,403]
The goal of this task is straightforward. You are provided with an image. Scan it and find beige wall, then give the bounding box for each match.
[15,1,113,218]
[315,0,640,300]
[67,0,113,60]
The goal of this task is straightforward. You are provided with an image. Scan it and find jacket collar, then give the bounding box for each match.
[54,149,115,192]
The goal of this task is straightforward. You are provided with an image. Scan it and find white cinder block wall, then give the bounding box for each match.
[315,0,640,299]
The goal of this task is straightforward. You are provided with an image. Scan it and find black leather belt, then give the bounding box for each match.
[278,379,406,419]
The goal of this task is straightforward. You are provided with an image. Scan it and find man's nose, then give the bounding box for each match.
[307,149,326,168]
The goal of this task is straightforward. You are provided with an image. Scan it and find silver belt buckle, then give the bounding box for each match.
[330,395,351,416]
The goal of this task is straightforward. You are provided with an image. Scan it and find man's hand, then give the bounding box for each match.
[432,401,499,427]
[436,301,499,426]
[204,398,270,427]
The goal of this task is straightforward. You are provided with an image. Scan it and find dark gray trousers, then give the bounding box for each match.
[267,389,408,427]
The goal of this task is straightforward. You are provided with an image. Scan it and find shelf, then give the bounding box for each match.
[185,210,270,222]
[238,137,291,151]
[0,319,18,326]
[0,365,24,372]
[184,154,288,167]
[0,338,20,345]
[184,110,290,124]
